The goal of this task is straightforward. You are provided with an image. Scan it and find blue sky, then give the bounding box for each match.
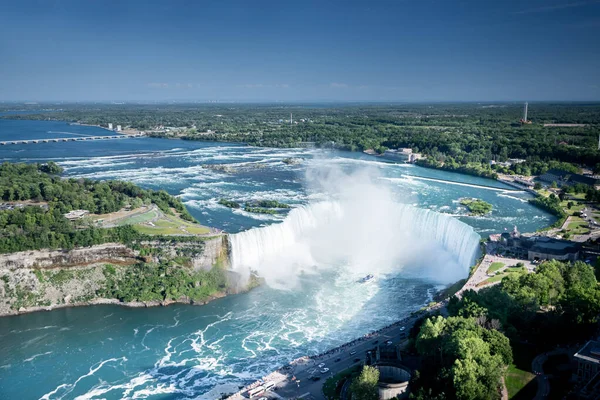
[1,0,599,102]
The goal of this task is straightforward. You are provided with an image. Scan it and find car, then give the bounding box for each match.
[335,358,341,362]
[386,340,393,345]
[373,340,379,344]
[399,326,406,331]
[310,376,321,381]
[258,398,268,400]
[321,368,330,373]
[353,358,361,363]
[318,363,326,368]
[350,350,357,355]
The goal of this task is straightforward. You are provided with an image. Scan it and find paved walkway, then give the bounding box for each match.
[456,255,535,298]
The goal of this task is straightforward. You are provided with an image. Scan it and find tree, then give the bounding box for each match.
[350,365,380,400]
[534,182,542,190]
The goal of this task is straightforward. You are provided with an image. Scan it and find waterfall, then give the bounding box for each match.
[229,201,480,286]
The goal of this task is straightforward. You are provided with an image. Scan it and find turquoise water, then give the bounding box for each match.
[0,119,553,399]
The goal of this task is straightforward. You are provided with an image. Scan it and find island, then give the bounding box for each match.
[460,197,493,215]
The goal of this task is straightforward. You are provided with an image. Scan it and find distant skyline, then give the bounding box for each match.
[1,0,600,102]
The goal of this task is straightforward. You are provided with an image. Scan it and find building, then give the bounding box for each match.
[383,148,422,163]
[63,210,89,220]
[116,125,122,132]
[574,341,600,399]
[108,123,113,130]
[500,227,581,261]
[539,169,600,187]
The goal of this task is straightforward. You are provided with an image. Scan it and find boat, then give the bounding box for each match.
[358,274,374,283]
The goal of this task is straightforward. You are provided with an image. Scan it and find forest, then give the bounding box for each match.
[3,102,600,178]
[0,162,199,253]
[408,259,600,400]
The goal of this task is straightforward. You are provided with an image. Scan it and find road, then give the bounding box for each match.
[532,353,550,399]
[227,310,429,399]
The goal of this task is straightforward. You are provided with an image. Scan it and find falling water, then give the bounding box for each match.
[230,201,480,287]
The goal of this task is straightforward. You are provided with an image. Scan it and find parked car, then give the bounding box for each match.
[321,368,330,373]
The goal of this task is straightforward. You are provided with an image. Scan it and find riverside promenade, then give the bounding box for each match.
[225,302,445,400]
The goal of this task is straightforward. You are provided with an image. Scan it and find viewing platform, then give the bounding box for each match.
[0,133,146,146]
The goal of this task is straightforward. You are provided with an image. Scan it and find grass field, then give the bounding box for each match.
[567,216,590,235]
[480,267,527,286]
[487,262,505,274]
[133,212,210,235]
[505,364,536,399]
[115,209,158,225]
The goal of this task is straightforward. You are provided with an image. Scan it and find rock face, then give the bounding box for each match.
[192,236,230,270]
[0,243,138,269]
[0,237,235,317]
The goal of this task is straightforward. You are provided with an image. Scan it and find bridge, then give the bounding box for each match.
[0,133,146,146]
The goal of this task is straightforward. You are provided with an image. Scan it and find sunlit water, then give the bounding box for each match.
[0,119,553,399]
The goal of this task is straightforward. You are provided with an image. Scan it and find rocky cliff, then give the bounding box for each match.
[0,236,235,317]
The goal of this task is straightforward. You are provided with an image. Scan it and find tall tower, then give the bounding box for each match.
[523,102,528,123]
[290,113,293,126]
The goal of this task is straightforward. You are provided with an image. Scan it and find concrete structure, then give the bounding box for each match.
[383,148,422,163]
[108,123,113,130]
[575,341,600,399]
[63,210,89,220]
[375,364,411,399]
[500,227,581,261]
[116,125,122,132]
[364,343,411,399]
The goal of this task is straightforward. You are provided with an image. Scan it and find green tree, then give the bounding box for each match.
[350,365,380,400]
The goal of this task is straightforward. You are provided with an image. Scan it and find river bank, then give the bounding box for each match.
[0,292,229,318]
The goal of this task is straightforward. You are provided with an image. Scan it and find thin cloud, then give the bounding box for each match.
[239,83,290,89]
[513,0,600,15]
[147,82,169,88]
[330,82,349,88]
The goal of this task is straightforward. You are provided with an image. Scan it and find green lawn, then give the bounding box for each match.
[560,200,584,215]
[480,267,527,286]
[567,217,590,235]
[505,364,536,399]
[133,213,210,235]
[116,210,157,226]
[487,262,505,274]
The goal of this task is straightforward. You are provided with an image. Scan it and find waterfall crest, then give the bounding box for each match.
[230,201,480,287]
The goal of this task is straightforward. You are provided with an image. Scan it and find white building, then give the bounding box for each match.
[64,210,89,220]
[108,123,113,130]
[116,125,122,132]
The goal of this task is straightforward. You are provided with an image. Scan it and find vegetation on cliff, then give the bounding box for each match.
[99,262,227,303]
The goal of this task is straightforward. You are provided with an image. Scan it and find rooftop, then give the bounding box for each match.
[575,340,600,364]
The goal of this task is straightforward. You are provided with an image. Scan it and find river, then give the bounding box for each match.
[0,119,553,399]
